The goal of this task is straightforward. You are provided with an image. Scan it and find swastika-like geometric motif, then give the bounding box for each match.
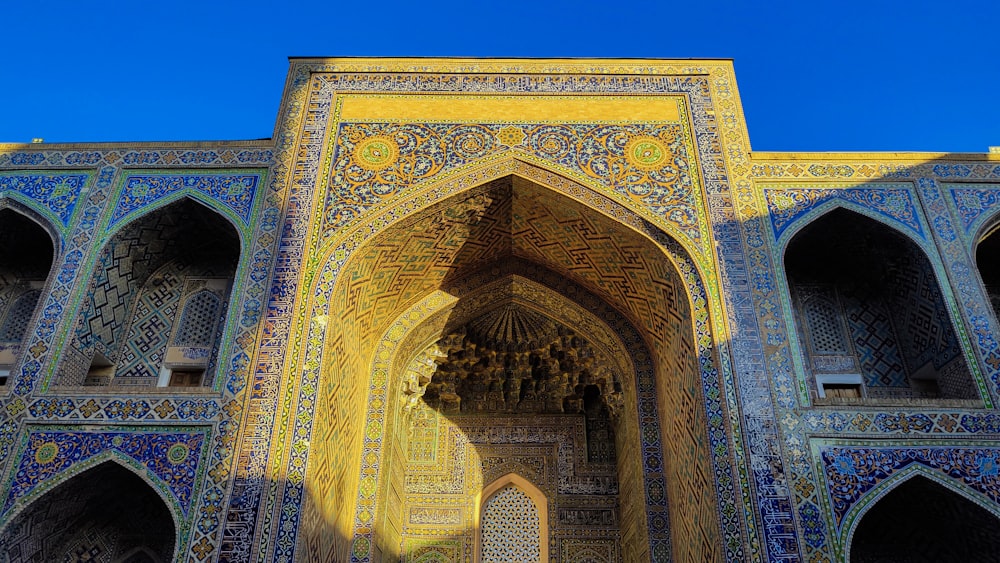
[63,198,239,386]
[844,294,907,388]
[114,268,183,382]
[481,485,541,563]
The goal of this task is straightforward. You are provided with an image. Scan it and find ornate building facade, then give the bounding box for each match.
[0,58,998,562]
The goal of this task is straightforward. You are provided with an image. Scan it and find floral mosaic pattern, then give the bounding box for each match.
[0,171,89,230]
[763,184,924,243]
[4,427,209,515]
[328,122,705,249]
[111,172,262,229]
[819,445,1000,535]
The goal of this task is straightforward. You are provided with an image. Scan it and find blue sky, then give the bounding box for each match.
[2,0,996,152]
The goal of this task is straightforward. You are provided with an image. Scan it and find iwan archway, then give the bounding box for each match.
[298,165,727,562]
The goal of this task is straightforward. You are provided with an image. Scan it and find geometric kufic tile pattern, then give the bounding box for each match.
[114,268,184,382]
[325,180,714,562]
[291,171,734,563]
[843,294,907,388]
[885,247,964,372]
[70,212,181,371]
[0,147,272,563]
[244,63,740,563]
[240,64,752,563]
[9,164,116,396]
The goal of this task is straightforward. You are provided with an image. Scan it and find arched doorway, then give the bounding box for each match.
[849,475,1000,562]
[785,207,975,401]
[0,461,176,562]
[300,173,723,562]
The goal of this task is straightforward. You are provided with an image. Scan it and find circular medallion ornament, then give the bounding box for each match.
[35,441,58,464]
[167,443,189,465]
[451,129,493,160]
[625,136,669,170]
[496,125,526,148]
[353,136,398,171]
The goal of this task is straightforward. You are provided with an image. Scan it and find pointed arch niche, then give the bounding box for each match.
[975,222,1000,324]
[784,207,976,402]
[0,205,56,387]
[0,461,176,562]
[476,473,548,563]
[57,197,241,389]
[847,474,1000,562]
[299,173,724,562]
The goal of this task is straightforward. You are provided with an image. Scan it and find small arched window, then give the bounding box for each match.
[478,474,547,563]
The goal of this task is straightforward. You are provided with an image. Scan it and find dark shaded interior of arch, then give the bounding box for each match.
[786,208,974,399]
[0,462,175,562]
[851,476,1000,563]
[109,198,240,286]
[63,198,241,386]
[0,209,53,281]
[0,209,54,350]
[424,297,619,464]
[976,227,1000,321]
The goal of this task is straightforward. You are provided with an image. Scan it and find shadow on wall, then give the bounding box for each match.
[296,173,723,562]
[0,461,176,563]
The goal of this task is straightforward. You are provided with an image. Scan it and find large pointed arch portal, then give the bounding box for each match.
[300,174,725,562]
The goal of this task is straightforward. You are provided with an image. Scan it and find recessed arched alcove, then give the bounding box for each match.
[299,173,723,562]
[58,198,240,388]
[849,475,1000,562]
[477,473,549,563]
[785,207,975,401]
[0,206,56,386]
[0,461,176,562]
[975,224,1000,324]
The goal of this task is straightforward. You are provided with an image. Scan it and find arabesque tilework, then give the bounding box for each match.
[0,58,999,563]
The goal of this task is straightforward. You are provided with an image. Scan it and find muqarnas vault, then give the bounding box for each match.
[0,58,999,562]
